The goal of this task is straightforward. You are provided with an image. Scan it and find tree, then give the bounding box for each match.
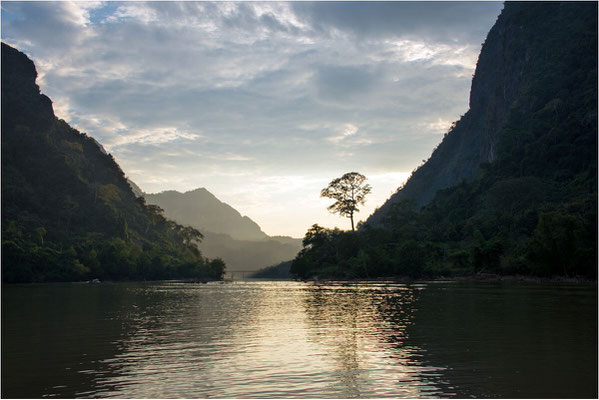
[321,172,372,232]
[179,225,204,248]
[145,204,165,233]
[207,258,226,280]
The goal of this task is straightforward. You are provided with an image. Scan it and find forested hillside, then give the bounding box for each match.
[369,2,597,219]
[1,43,225,283]
[292,2,597,280]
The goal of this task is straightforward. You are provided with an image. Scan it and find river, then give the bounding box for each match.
[2,280,597,398]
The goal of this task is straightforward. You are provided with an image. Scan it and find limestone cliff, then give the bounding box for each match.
[367,2,597,225]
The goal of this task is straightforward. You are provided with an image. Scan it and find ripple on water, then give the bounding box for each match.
[1,281,597,398]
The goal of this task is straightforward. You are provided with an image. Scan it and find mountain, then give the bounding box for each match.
[368,1,598,225]
[199,232,301,272]
[127,179,144,198]
[144,188,267,241]
[139,188,302,271]
[292,2,597,280]
[1,43,225,283]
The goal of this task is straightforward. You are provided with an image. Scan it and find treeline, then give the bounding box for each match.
[1,43,225,283]
[291,194,596,280]
[292,98,597,281]
[251,260,293,279]
[2,213,226,283]
[291,3,597,281]
[292,108,597,281]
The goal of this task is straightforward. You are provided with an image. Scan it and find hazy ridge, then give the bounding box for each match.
[136,187,302,272]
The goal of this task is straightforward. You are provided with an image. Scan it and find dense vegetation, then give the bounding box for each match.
[1,43,225,283]
[291,2,597,280]
[250,260,293,279]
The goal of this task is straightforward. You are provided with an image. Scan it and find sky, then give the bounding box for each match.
[1,1,504,238]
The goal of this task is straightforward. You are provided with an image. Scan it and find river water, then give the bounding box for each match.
[2,280,597,398]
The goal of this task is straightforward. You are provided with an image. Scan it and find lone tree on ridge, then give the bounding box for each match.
[321,172,372,232]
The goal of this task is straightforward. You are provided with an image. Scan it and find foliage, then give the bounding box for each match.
[321,172,371,231]
[251,260,293,279]
[1,43,226,283]
[291,3,597,281]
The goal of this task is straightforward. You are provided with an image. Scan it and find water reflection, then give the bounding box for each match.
[401,282,599,398]
[92,282,264,398]
[2,281,596,398]
[73,282,445,398]
[301,282,443,398]
[1,283,143,398]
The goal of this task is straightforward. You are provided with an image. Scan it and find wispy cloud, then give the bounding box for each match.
[1,1,504,236]
[108,127,201,148]
[327,123,359,144]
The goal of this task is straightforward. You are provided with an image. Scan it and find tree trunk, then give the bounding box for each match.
[350,213,355,232]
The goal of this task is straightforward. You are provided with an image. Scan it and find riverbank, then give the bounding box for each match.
[434,273,597,284]
[302,273,597,285]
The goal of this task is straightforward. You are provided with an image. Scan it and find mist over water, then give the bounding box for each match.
[2,281,597,398]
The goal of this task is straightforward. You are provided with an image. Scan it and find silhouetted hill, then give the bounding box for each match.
[1,43,225,283]
[139,187,302,271]
[368,1,597,225]
[200,232,299,272]
[144,188,267,240]
[293,2,597,280]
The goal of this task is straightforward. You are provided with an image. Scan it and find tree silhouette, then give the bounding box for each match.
[180,225,204,247]
[321,172,372,232]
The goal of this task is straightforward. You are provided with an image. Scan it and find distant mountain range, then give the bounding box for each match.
[144,188,267,241]
[132,185,302,272]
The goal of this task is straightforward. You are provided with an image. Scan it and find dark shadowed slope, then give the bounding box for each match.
[368,1,597,225]
[292,2,597,280]
[1,43,225,282]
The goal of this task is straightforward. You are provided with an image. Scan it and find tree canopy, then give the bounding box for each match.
[1,43,226,283]
[321,172,371,232]
[291,2,597,281]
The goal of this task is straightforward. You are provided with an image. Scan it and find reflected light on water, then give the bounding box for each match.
[90,281,440,398]
[2,281,596,398]
[300,283,435,398]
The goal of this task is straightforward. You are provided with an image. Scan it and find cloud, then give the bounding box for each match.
[108,127,201,148]
[327,123,371,145]
[1,1,504,236]
[313,65,379,105]
[290,2,503,43]
[1,2,101,51]
[104,2,159,24]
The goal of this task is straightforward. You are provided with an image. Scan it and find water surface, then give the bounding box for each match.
[2,280,597,398]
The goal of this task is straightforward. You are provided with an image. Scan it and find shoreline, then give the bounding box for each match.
[300,273,598,285]
[2,274,596,285]
[431,273,597,284]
